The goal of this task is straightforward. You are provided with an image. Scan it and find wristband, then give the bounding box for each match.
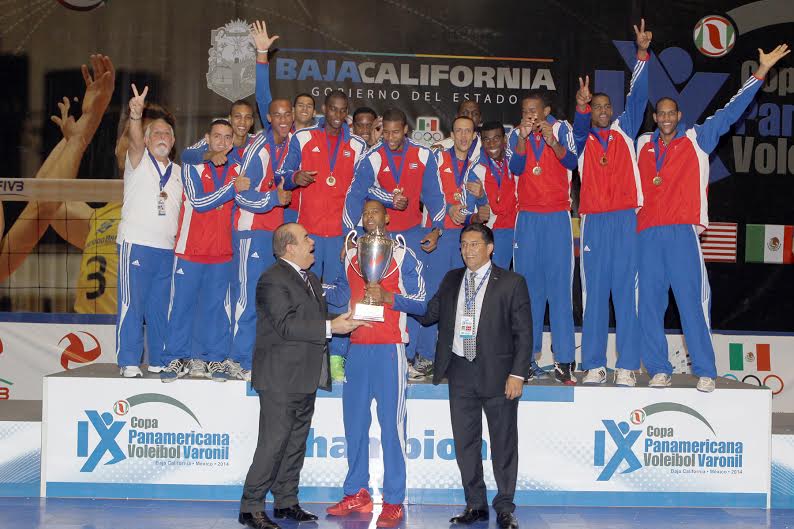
[129,115,142,121]
[256,49,269,53]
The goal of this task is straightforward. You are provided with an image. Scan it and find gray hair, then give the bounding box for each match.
[143,119,175,141]
[273,223,299,258]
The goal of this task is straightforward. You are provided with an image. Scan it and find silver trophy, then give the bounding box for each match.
[345,227,406,322]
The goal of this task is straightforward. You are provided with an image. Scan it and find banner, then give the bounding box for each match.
[0,0,790,335]
[0,315,116,400]
[42,371,770,507]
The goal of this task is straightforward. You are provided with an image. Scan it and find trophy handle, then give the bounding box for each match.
[382,234,407,280]
[344,230,361,276]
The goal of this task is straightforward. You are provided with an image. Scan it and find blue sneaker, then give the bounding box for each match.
[160,359,186,383]
[208,361,228,382]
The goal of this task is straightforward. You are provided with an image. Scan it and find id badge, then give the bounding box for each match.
[459,315,475,337]
[157,196,166,216]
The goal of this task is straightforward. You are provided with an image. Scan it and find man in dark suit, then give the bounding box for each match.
[239,222,367,529]
[420,223,531,529]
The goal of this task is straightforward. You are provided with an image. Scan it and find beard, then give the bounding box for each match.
[152,143,170,158]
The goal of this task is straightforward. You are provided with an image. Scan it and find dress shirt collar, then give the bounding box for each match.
[280,257,305,274]
[466,260,492,280]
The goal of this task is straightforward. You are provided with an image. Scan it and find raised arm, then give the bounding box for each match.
[251,19,278,127]
[126,83,149,169]
[695,44,789,154]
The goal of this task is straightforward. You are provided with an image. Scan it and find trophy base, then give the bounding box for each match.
[353,303,385,322]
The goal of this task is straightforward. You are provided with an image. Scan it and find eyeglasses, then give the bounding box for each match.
[460,241,485,250]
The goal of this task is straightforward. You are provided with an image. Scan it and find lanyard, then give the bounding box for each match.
[383,141,408,185]
[486,156,508,187]
[267,131,288,175]
[148,151,173,190]
[465,266,491,311]
[326,132,343,174]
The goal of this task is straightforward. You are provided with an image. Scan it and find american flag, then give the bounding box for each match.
[700,222,738,263]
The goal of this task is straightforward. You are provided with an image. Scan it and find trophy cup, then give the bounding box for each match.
[345,227,406,322]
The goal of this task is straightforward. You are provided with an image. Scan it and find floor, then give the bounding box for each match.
[1,498,794,529]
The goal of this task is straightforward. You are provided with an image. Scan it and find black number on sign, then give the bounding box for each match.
[86,255,107,300]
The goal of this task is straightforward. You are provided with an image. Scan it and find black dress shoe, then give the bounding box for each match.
[449,508,489,524]
[238,511,280,529]
[273,504,319,521]
[497,511,518,529]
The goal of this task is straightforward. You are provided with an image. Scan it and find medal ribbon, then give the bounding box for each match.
[148,150,173,191]
[528,133,546,166]
[210,162,231,190]
[590,127,611,157]
[653,136,671,174]
[486,156,508,187]
[267,131,288,183]
[383,140,408,185]
[326,131,343,175]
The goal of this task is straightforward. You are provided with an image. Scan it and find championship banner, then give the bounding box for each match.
[42,369,770,507]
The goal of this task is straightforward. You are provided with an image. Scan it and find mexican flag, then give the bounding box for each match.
[745,224,794,264]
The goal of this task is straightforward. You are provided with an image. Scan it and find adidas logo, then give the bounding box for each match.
[251,252,260,258]
[409,163,418,169]
[584,245,591,252]
[444,167,453,173]
[131,260,141,267]
[176,268,185,275]
[312,146,321,153]
[383,166,391,172]
[343,150,351,157]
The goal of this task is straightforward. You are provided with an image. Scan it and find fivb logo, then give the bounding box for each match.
[77,410,126,472]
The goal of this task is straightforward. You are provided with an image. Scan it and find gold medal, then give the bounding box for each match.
[532,165,543,176]
[326,175,336,186]
[159,191,168,200]
[600,155,608,166]
[653,175,662,186]
[393,187,403,195]
[453,192,462,202]
[268,178,274,189]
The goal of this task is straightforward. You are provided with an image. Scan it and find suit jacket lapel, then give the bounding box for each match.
[278,259,318,302]
[308,272,324,307]
[481,263,501,313]
[450,268,466,311]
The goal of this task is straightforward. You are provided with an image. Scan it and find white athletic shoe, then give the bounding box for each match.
[582,367,607,384]
[120,366,143,378]
[696,377,716,393]
[146,365,164,373]
[648,373,672,388]
[614,368,636,387]
[186,359,209,378]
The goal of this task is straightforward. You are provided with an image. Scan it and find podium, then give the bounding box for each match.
[38,364,771,507]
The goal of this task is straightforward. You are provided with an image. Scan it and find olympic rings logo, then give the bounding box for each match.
[723,373,784,395]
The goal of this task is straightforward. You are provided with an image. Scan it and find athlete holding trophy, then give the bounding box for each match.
[327,199,426,527]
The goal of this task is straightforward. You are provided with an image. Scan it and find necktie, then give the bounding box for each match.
[463,271,477,361]
[299,270,315,296]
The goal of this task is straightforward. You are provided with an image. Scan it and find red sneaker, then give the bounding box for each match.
[376,503,404,528]
[326,488,373,516]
